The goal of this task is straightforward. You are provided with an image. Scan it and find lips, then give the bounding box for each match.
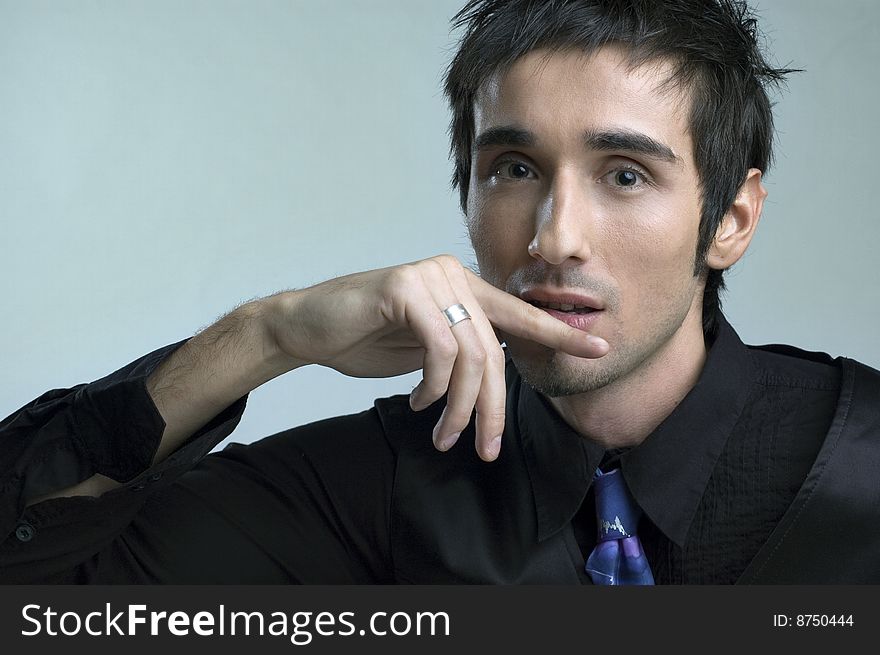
[519,289,604,331]
[520,290,604,312]
[528,300,597,314]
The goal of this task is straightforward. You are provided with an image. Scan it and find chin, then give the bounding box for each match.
[509,343,622,397]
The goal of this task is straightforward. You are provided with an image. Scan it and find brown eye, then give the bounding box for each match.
[494,161,534,179]
[508,163,530,178]
[615,170,639,186]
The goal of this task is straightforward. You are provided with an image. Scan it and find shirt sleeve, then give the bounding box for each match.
[0,341,248,582]
[86,406,398,584]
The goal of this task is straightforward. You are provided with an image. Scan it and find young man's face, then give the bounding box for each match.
[467,46,707,396]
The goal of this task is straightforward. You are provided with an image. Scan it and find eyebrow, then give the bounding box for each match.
[474,126,535,150]
[585,129,680,164]
[473,124,680,165]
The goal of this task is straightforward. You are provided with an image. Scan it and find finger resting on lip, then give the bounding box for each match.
[481,295,609,358]
[462,263,609,354]
[562,328,609,357]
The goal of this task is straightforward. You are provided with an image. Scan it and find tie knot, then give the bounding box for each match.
[592,468,642,542]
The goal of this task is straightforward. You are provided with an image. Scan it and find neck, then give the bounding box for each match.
[548,305,709,450]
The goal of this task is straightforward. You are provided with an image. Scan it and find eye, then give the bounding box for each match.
[602,166,650,190]
[615,170,639,186]
[493,161,536,180]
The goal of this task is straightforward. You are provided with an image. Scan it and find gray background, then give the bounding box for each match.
[2,0,877,449]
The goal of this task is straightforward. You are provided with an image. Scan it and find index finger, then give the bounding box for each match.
[464,269,609,359]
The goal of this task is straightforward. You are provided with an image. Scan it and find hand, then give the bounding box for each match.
[265,255,608,461]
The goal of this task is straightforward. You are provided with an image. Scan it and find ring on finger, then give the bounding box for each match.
[442,303,472,328]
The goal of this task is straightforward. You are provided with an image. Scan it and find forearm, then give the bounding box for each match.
[146,296,302,464]
[24,296,302,506]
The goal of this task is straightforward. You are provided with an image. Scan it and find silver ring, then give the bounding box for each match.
[442,303,471,328]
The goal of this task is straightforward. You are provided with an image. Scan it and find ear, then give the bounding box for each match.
[706,168,767,271]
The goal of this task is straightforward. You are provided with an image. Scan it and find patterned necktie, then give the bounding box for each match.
[584,467,655,585]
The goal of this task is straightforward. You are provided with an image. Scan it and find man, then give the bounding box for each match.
[2,0,879,584]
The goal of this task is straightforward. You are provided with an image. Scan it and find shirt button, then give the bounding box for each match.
[131,483,146,492]
[150,473,163,482]
[15,523,35,542]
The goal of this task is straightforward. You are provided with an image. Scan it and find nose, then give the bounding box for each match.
[527,169,594,265]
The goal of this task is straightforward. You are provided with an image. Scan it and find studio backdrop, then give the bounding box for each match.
[2,0,877,449]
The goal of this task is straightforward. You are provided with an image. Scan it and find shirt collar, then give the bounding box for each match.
[511,368,605,542]
[511,314,755,546]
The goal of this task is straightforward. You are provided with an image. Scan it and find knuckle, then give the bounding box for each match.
[420,379,449,398]
[478,402,506,421]
[485,409,507,428]
[434,334,459,359]
[465,346,487,367]
[432,253,460,270]
[443,406,474,430]
[419,258,446,278]
[386,264,419,291]
[486,345,505,369]
[519,302,543,332]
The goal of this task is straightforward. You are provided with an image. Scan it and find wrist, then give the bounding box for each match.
[242,293,309,385]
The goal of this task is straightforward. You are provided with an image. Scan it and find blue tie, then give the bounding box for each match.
[585,467,655,585]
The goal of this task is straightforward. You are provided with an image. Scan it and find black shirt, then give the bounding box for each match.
[0,316,843,583]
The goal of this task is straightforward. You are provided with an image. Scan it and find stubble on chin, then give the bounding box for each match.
[508,340,625,397]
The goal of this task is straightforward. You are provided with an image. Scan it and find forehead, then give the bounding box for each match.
[473,46,692,158]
